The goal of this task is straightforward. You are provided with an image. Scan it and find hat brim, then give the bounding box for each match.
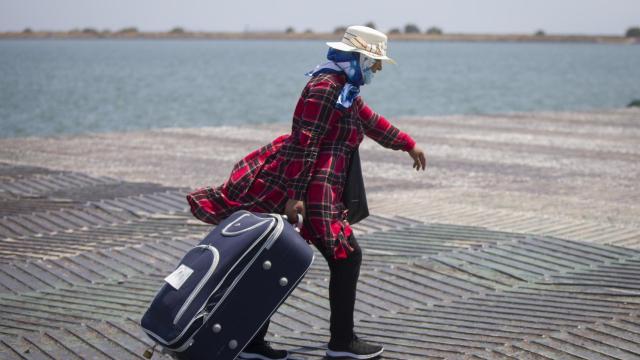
[326,41,397,64]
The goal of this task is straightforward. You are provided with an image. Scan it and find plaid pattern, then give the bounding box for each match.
[186,72,415,260]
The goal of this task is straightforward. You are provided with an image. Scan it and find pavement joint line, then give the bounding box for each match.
[372,200,640,248]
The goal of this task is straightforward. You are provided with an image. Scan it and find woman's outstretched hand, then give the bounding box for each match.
[408,145,427,171]
[285,199,305,224]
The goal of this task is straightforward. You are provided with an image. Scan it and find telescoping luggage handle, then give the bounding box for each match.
[282,213,303,232]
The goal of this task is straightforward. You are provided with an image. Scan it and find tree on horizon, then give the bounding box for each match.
[626,27,640,37]
[82,28,99,35]
[404,23,421,34]
[426,26,443,35]
[334,26,347,34]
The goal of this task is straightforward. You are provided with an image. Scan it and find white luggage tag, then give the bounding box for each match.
[164,264,194,290]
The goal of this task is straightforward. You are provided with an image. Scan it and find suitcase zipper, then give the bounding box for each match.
[142,213,280,347]
[173,215,281,326]
[202,214,284,322]
[221,213,272,236]
[173,245,220,325]
[172,214,287,353]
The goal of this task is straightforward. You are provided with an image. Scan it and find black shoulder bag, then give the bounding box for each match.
[343,146,369,224]
[333,82,369,225]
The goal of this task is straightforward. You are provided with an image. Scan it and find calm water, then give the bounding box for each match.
[1,39,639,138]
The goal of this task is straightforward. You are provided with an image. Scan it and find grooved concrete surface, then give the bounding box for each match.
[1,108,639,359]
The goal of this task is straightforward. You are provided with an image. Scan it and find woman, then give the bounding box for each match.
[187,25,426,360]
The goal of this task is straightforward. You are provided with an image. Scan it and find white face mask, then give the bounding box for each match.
[360,56,376,85]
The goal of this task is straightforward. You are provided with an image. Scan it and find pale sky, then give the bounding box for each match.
[1,0,639,35]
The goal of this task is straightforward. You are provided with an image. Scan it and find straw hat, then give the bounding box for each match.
[327,25,396,64]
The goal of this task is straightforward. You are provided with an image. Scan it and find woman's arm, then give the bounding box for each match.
[354,96,416,152]
[286,82,339,201]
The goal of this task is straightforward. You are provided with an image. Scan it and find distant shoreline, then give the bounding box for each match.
[1,31,638,44]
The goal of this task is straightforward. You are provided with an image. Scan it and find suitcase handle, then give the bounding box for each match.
[282,213,303,231]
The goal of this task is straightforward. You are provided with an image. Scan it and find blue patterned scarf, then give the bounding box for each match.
[306,48,366,109]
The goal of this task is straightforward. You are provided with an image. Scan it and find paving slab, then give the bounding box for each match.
[1,108,640,359]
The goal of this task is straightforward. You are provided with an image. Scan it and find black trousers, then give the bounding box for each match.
[250,233,362,345]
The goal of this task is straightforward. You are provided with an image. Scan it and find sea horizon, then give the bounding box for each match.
[1,39,639,139]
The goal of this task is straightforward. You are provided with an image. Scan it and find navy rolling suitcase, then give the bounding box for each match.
[140,210,314,359]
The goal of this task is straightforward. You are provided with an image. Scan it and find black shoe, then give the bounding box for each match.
[239,340,289,360]
[326,334,384,359]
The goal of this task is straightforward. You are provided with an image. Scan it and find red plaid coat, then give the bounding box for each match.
[186,72,416,260]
